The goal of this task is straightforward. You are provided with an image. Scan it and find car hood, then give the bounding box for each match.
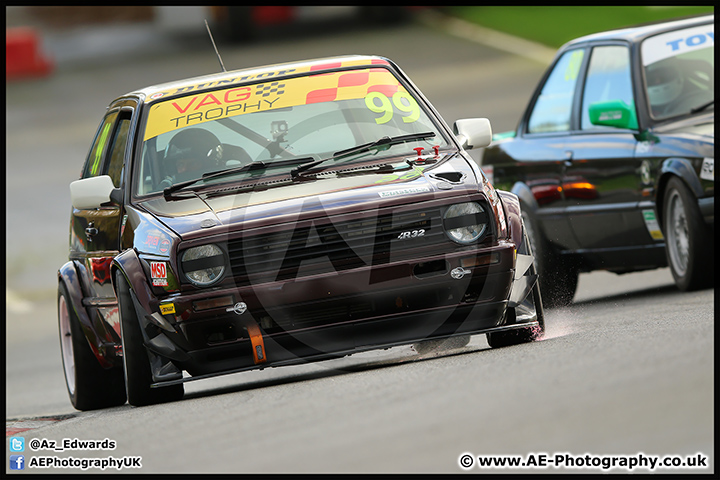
[138,153,481,239]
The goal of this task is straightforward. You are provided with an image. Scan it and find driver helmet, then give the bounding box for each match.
[646,63,683,107]
[164,128,223,182]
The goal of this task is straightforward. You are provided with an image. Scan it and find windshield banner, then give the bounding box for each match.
[144,68,405,141]
[642,23,714,66]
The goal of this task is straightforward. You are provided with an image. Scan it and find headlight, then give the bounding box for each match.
[443,202,489,244]
[181,244,226,286]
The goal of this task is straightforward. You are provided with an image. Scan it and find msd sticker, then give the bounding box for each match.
[151,262,168,286]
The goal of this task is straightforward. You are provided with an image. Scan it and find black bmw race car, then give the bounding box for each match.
[481,15,714,306]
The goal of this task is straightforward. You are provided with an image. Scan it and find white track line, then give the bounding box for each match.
[417,9,557,66]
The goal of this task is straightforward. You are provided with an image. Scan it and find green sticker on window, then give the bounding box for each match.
[565,50,584,82]
[90,122,112,176]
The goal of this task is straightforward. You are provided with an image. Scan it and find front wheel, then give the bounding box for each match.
[116,271,184,407]
[58,281,126,410]
[662,177,714,291]
[486,281,545,348]
[487,226,546,348]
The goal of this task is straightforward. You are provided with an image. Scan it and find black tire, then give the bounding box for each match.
[522,208,578,308]
[487,225,546,348]
[57,281,126,411]
[662,177,714,291]
[116,271,184,407]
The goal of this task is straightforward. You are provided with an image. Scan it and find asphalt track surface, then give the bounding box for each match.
[5,11,714,474]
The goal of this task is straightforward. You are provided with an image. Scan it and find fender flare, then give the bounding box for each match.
[497,189,523,250]
[111,249,191,366]
[58,261,113,369]
[111,248,156,315]
[656,157,704,227]
[497,190,538,309]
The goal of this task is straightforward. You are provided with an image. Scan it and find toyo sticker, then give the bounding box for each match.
[642,24,714,66]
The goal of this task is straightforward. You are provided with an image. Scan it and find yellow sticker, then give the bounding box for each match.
[144,68,406,141]
[159,303,175,315]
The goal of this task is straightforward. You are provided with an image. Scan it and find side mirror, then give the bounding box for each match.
[453,118,493,150]
[70,175,122,209]
[588,100,638,130]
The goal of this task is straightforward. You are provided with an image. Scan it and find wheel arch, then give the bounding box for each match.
[110,248,154,312]
[656,157,704,228]
[58,261,113,369]
[497,189,523,249]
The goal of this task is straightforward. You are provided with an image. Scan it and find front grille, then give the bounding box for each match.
[260,284,457,332]
[226,207,449,284]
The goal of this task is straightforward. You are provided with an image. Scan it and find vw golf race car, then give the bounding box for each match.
[58,55,544,409]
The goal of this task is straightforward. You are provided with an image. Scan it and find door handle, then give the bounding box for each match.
[85,222,98,242]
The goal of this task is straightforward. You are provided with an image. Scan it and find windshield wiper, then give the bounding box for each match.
[290,132,436,179]
[690,100,714,114]
[163,157,314,197]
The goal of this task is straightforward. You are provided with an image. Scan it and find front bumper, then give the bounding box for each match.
[133,242,519,380]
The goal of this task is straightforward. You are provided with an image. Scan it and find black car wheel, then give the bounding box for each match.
[662,177,714,291]
[116,271,184,406]
[58,281,126,410]
[486,226,546,348]
[521,208,578,307]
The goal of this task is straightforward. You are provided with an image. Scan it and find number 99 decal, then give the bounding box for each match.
[365,91,420,125]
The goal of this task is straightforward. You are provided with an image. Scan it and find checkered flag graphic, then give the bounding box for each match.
[256,82,285,97]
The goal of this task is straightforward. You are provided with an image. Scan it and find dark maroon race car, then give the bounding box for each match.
[58,55,544,409]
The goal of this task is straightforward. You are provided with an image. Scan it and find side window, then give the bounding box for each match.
[581,46,633,129]
[82,112,118,178]
[105,113,132,187]
[527,49,585,133]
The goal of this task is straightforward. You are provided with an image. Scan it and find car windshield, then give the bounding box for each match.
[641,22,714,120]
[135,66,449,196]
